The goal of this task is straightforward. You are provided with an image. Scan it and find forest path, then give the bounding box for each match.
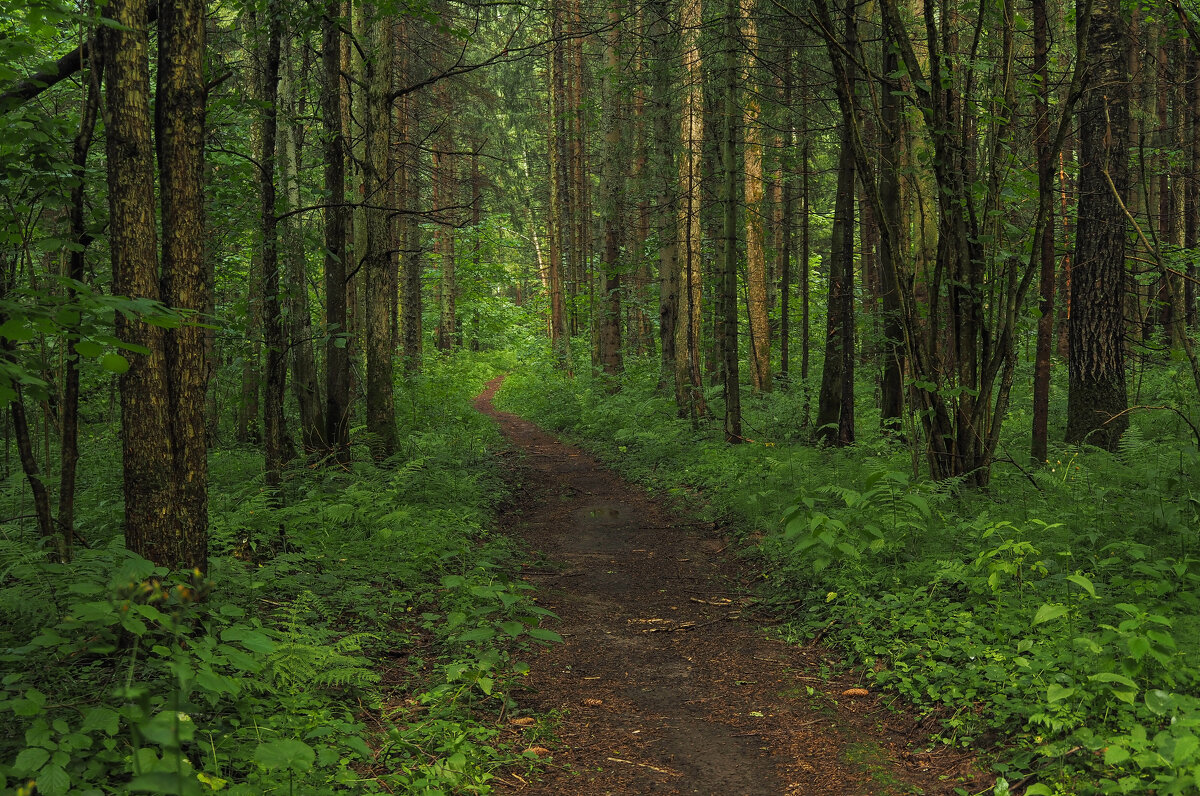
[475,376,981,795]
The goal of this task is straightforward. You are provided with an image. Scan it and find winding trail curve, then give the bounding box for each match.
[475,376,981,795]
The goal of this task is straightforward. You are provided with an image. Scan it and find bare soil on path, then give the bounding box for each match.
[475,377,985,796]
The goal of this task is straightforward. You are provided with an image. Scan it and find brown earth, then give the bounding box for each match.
[474,376,989,796]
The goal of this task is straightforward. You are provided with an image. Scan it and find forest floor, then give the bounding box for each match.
[473,376,991,796]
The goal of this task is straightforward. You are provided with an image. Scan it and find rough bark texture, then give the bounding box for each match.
[548,0,570,367]
[106,0,176,564]
[815,0,856,447]
[677,0,708,419]
[598,4,624,378]
[1067,0,1129,451]
[323,0,351,463]
[259,0,290,493]
[1031,0,1055,463]
[721,0,742,441]
[157,0,209,568]
[281,40,325,455]
[60,41,102,555]
[741,0,770,393]
[650,0,678,394]
[364,7,397,457]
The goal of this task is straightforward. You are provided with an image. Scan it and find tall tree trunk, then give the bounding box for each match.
[323,0,350,463]
[598,3,624,377]
[105,0,181,564]
[434,141,457,351]
[815,0,857,447]
[677,0,708,419]
[363,7,397,457]
[742,0,770,392]
[878,16,905,432]
[1031,0,1055,463]
[651,0,679,394]
[1067,0,1130,450]
[548,0,570,366]
[281,38,325,455]
[721,0,742,441]
[259,0,290,495]
[60,39,102,557]
[157,0,209,568]
[779,43,794,387]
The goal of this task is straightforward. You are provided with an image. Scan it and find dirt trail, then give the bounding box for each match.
[475,377,983,795]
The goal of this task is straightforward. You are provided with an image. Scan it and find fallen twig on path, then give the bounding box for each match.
[605,757,680,776]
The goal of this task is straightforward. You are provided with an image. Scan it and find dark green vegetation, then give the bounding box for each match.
[0,353,562,795]
[5,0,1200,790]
[498,351,1200,795]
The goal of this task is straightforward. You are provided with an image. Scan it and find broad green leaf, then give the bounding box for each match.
[1024,786,1053,796]
[1065,573,1097,598]
[73,340,104,357]
[456,627,496,643]
[1145,690,1175,716]
[81,706,120,735]
[1046,684,1075,703]
[500,620,525,638]
[36,763,70,796]
[1169,734,1199,766]
[14,746,49,774]
[100,352,129,373]
[527,627,563,643]
[1104,745,1130,765]
[1032,603,1068,626]
[254,739,315,772]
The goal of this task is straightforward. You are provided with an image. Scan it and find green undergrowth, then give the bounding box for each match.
[0,350,561,795]
[497,346,1200,795]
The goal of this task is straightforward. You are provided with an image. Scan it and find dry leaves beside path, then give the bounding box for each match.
[474,376,986,796]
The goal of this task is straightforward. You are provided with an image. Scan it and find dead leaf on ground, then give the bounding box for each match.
[582,697,603,706]
[524,746,551,756]
[842,688,870,697]
[510,717,536,726]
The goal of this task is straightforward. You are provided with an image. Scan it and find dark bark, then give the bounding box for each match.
[815,0,856,447]
[60,40,103,556]
[259,0,290,491]
[1031,0,1055,463]
[323,1,351,463]
[598,4,624,378]
[650,0,678,393]
[105,0,177,564]
[878,18,905,432]
[157,0,210,569]
[1066,0,1130,450]
[721,0,741,442]
[364,7,397,458]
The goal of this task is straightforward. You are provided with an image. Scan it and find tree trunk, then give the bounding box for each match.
[60,39,102,557]
[651,0,678,394]
[677,0,708,420]
[1031,0,1055,463]
[598,3,624,377]
[280,38,325,455]
[721,0,742,441]
[323,0,350,463]
[548,0,570,366]
[1066,0,1130,451]
[815,0,857,447]
[742,0,769,393]
[363,7,397,457]
[259,0,290,494]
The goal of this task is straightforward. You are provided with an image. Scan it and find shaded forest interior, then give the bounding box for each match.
[2,0,1200,792]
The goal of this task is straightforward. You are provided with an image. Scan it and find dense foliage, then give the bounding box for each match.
[498,346,1200,795]
[0,353,560,795]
